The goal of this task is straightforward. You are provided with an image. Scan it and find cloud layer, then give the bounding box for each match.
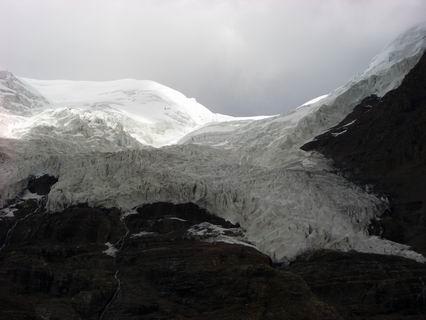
[1,0,425,115]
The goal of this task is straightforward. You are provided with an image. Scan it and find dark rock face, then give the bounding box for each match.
[0,201,340,320]
[302,52,426,255]
[290,250,426,320]
[0,203,125,320]
[27,175,58,196]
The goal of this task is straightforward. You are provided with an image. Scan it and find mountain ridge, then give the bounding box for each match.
[1,22,426,320]
[1,23,425,261]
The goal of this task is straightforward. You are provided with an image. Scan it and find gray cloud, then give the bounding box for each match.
[0,0,425,116]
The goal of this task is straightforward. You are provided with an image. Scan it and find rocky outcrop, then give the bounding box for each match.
[302,52,426,256]
[27,175,58,196]
[289,250,426,319]
[0,200,340,320]
[0,203,125,320]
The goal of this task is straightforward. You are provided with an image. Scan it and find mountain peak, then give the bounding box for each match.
[23,77,218,126]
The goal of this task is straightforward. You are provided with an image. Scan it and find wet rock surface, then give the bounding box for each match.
[0,200,340,320]
[302,52,426,256]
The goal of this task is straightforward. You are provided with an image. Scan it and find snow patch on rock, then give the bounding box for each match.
[103,242,118,257]
[186,222,255,248]
[130,231,157,238]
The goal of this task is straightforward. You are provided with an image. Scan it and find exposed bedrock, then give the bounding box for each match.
[289,250,426,320]
[1,200,426,319]
[0,204,124,320]
[0,201,341,320]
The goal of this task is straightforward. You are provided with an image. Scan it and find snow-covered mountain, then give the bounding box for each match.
[0,69,50,116]
[0,69,51,137]
[1,23,426,264]
[179,24,426,167]
[2,77,266,147]
[23,78,240,146]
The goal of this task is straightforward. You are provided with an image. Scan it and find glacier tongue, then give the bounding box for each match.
[1,24,426,263]
[41,147,423,262]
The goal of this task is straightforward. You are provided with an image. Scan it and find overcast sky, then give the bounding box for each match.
[0,0,425,116]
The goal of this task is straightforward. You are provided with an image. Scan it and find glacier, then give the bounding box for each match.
[1,24,425,263]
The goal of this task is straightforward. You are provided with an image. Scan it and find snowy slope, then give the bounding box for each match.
[1,24,426,264]
[179,23,426,168]
[1,75,266,148]
[22,78,265,147]
[0,70,50,116]
[0,69,51,137]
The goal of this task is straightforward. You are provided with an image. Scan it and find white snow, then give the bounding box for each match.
[121,209,138,220]
[0,70,49,116]
[178,23,426,169]
[20,190,44,200]
[0,206,17,218]
[130,231,157,238]
[103,242,118,257]
[331,130,347,137]
[165,217,187,222]
[186,222,255,248]
[0,24,425,263]
[298,94,329,108]
[343,120,357,127]
[17,78,269,147]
